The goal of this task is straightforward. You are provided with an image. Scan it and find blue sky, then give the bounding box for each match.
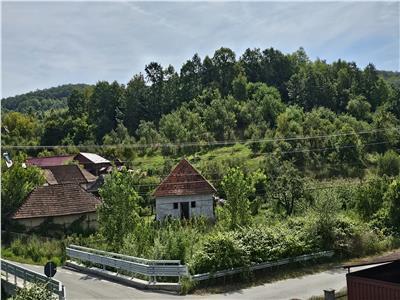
[2,1,399,98]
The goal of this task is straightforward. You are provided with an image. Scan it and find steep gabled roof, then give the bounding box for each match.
[26,155,74,167]
[11,183,101,219]
[153,159,217,197]
[43,165,97,185]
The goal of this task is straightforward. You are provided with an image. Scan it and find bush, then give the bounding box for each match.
[234,225,312,264]
[11,282,56,300]
[3,235,64,265]
[190,231,249,274]
[377,150,400,177]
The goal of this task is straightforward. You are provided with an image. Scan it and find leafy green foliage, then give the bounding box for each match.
[377,150,400,176]
[1,156,45,222]
[221,168,253,228]
[190,231,249,274]
[1,84,89,114]
[267,161,305,215]
[11,282,56,300]
[98,169,141,248]
[2,235,64,266]
[2,46,400,279]
[384,178,400,231]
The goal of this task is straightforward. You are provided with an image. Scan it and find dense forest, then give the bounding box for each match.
[2,47,400,282]
[1,83,89,114]
[2,47,400,177]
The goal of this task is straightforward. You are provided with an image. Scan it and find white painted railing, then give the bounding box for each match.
[1,259,66,300]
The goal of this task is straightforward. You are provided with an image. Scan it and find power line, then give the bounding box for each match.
[30,138,397,169]
[2,127,399,150]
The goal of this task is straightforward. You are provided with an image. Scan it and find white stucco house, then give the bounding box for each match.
[153,159,217,221]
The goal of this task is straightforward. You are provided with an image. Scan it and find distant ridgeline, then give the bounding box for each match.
[1,84,91,113]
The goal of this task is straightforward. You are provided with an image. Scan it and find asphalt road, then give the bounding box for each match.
[14,262,371,300]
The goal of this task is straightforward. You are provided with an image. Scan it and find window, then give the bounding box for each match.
[173,203,178,209]
[191,201,196,208]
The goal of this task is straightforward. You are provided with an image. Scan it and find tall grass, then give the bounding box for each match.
[2,235,64,266]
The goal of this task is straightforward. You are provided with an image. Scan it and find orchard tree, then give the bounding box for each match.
[268,161,305,215]
[98,170,141,248]
[221,168,253,228]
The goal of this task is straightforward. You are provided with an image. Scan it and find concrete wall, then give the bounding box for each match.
[15,212,98,230]
[155,194,214,221]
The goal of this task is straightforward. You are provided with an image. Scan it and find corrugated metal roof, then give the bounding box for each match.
[153,158,216,197]
[78,152,110,164]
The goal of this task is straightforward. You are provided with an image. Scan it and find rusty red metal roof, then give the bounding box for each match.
[26,155,74,167]
[11,183,101,219]
[153,159,217,197]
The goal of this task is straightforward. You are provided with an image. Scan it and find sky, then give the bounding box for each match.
[1,1,399,98]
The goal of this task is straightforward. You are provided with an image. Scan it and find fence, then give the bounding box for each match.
[1,259,66,300]
[66,244,188,282]
[192,250,335,281]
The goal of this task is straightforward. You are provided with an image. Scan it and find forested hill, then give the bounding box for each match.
[1,83,90,113]
[2,47,400,169]
[378,70,400,89]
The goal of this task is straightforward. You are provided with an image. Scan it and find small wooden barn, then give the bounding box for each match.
[153,159,216,221]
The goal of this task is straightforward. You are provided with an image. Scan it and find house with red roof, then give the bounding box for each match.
[153,158,217,220]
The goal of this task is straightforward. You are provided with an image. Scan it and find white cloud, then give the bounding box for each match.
[1,1,399,97]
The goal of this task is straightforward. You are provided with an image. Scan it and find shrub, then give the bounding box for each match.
[4,235,64,265]
[234,225,310,264]
[11,282,56,300]
[377,150,400,177]
[190,231,249,274]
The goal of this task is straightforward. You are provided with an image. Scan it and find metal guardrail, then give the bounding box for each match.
[1,259,66,300]
[66,245,188,281]
[67,244,333,284]
[192,250,335,281]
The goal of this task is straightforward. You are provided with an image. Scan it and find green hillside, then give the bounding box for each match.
[378,70,400,89]
[1,83,91,113]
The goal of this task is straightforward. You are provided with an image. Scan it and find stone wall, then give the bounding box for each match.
[155,194,214,221]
